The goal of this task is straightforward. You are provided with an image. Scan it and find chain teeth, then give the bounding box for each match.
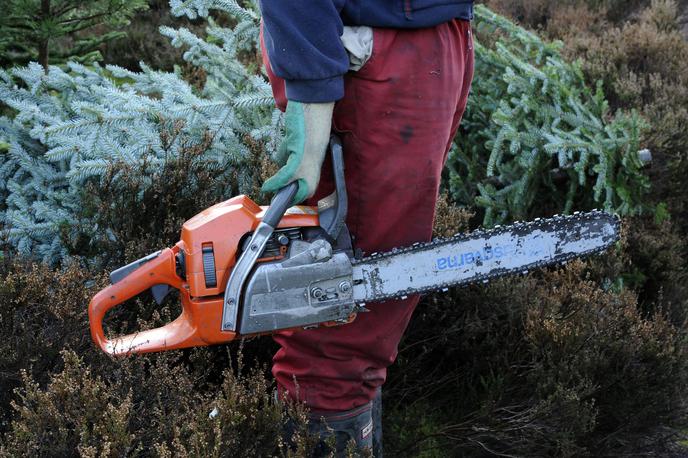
[352,211,620,303]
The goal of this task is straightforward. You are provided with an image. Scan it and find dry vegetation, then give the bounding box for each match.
[383,0,688,455]
[0,255,320,457]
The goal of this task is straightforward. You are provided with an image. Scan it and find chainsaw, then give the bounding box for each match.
[88,136,620,356]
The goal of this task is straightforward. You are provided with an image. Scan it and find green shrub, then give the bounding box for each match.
[0,0,274,265]
[562,0,688,220]
[448,5,649,226]
[486,0,688,227]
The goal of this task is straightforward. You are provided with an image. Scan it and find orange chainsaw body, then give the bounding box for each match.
[88,195,321,356]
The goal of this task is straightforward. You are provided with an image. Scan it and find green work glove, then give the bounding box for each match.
[262,101,334,204]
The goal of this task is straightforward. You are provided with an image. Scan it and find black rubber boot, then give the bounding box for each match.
[308,401,375,457]
[281,389,383,457]
[372,387,383,457]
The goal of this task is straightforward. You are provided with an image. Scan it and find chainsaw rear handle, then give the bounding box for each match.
[88,248,189,355]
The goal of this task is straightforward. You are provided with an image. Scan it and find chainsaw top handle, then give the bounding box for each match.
[262,181,299,227]
[319,134,347,241]
[264,133,345,232]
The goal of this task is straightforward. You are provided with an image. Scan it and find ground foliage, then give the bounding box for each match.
[1,192,686,456]
[0,258,319,457]
[383,211,688,456]
[1,0,688,457]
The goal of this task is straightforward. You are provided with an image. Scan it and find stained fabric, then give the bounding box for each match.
[263,19,475,412]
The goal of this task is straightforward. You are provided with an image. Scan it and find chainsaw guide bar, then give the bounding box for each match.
[351,210,620,304]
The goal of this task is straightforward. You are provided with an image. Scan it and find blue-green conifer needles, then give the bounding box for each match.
[448,5,649,226]
[0,1,278,263]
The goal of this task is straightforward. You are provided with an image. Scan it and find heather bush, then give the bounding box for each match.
[385,260,688,456]
[621,216,688,322]
[4,350,134,457]
[0,259,316,457]
[484,0,653,28]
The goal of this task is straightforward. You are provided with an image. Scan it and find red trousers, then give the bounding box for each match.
[262,20,475,412]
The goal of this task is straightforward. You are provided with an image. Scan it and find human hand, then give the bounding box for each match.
[261,101,334,204]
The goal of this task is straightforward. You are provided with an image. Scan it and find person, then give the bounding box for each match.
[258,1,475,455]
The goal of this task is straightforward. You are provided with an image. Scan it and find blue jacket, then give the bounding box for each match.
[259,0,474,103]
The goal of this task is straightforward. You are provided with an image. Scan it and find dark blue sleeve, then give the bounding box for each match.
[259,0,349,103]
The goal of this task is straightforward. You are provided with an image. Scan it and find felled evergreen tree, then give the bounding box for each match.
[448,5,649,226]
[0,0,279,263]
[0,1,649,262]
[0,0,148,71]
